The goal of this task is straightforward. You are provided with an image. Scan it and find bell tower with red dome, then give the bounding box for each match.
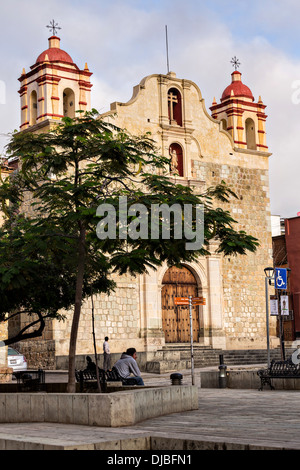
[210,69,268,152]
[18,34,92,131]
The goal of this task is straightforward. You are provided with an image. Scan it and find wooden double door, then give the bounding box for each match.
[162,266,201,343]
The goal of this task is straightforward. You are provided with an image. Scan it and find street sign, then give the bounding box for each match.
[274,268,287,290]
[192,298,206,305]
[270,297,278,316]
[174,296,206,306]
[281,295,289,316]
[173,295,207,387]
[174,297,189,306]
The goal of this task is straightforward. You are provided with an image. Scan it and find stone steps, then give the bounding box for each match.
[144,345,295,373]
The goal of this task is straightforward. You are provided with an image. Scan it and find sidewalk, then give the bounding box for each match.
[2,365,300,450]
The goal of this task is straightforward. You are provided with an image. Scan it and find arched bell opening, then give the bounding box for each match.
[245,118,257,150]
[63,88,75,118]
[29,90,37,126]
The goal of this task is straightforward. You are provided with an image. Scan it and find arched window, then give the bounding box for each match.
[245,118,257,150]
[169,143,184,177]
[63,88,75,118]
[30,90,37,126]
[168,88,182,126]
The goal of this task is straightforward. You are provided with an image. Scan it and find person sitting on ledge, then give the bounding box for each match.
[113,348,145,386]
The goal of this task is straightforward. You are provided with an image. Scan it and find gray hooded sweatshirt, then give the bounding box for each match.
[113,353,141,379]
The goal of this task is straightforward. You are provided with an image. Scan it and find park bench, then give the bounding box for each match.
[257,359,300,391]
[75,367,123,392]
[14,369,45,392]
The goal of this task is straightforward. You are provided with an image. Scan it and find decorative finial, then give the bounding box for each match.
[46,20,61,36]
[230,56,241,71]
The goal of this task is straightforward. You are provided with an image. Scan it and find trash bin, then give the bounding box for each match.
[170,373,183,385]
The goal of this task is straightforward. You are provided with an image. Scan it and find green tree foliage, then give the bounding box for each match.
[0,110,259,391]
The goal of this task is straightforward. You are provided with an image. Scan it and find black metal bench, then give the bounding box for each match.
[257,359,300,391]
[75,367,122,392]
[14,369,45,392]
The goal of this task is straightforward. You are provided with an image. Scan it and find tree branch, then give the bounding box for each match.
[3,312,50,346]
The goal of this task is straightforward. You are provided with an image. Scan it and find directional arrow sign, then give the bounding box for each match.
[174,297,190,306]
[174,296,206,306]
[192,299,206,306]
[191,297,205,304]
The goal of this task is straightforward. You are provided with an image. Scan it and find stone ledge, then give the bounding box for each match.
[0,385,198,427]
[0,433,291,451]
[145,360,191,373]
[0,435,151,451]
[200,369,300,390]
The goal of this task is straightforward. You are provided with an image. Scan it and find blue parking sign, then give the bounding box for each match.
[275,268,287,290]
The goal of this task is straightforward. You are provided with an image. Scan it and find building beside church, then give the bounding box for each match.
[6,33,277,368]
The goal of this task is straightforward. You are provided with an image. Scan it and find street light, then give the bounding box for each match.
[218,354,227,389]
[264,267,274,368]
[264,267,274,282]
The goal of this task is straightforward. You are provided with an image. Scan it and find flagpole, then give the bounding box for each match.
[165,25,170,74]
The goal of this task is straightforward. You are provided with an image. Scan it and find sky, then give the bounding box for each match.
[0,0,299,218]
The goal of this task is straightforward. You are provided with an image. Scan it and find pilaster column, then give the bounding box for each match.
[19,71,29,130]
[51,69,61,119]
[139,271,165,351]
[158,75,169,127]
[206,241,226,349]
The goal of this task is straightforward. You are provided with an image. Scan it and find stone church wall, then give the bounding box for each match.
[53,273,143,360]
[204,160,276,348]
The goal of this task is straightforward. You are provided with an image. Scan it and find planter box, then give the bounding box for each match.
[0,385,198,427]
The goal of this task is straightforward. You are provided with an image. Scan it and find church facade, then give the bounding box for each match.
[4,34,278,367]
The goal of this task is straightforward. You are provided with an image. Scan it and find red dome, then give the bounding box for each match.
[221,71,254,101]
[36,37,73,65]
[36,48,73,64]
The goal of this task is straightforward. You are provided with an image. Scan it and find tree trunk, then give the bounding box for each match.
[91,290,101,392]
[67,223,86,393]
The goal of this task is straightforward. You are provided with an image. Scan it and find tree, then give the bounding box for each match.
[0,214,114,345]
[1,110,259,392]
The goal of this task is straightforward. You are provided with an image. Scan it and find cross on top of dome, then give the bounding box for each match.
[46,20,61,37]
[230,56,241,71]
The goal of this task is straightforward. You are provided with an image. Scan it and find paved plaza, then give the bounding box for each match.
[1,367,300,450]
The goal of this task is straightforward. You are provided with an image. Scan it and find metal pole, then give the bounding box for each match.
[265,277,271,368]
[189,295,195,386]
[278,290,285,360]
[165,25,170,74]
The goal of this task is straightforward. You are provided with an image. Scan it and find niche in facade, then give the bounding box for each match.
[169,143,184,177]
[168,88,182,126]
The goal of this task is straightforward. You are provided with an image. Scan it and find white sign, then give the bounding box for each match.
[270,298,278,316]
[281,295,289,316]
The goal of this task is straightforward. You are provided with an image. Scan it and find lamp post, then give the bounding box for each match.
[278,267,291,361]
[264,267,274,368]
[218,354,227,388]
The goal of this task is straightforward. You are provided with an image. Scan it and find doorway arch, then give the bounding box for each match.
[162,265,201,343]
